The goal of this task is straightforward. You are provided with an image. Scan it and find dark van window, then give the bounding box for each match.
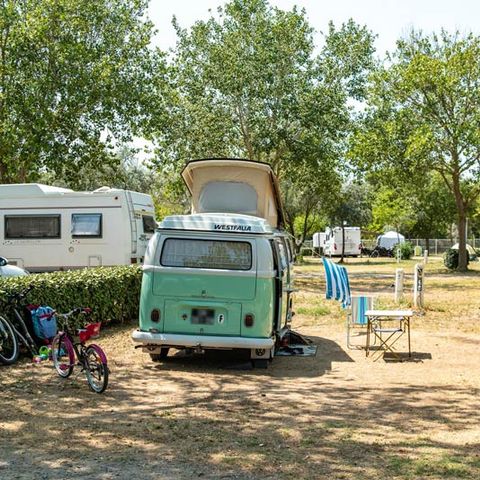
[275,239,288,270]
[161,238,252,270]
[5,215,61,239]
[71,213,102,238]
[142,215,156,233]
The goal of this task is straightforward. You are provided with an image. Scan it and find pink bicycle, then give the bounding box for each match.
[51,308,109,393]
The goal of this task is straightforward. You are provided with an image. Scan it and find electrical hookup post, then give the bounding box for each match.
[413,263,425,311]
[395,268,404,304]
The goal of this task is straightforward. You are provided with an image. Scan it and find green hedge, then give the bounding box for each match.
[0,266,143,325]
[393,241,414,260]
[443,248,470,270]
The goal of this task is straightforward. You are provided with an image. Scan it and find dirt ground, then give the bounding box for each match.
[1,258,480,480]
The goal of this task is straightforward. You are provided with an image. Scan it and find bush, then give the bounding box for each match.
[0,266,142,325]
[444,248,470,270]
[393,241,414,260]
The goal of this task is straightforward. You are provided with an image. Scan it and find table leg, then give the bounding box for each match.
[407,317,411,357]
[366,319,370,357]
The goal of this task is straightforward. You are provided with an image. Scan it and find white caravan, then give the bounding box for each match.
[0,184,156,271]
[323,227,362,257]
[313,232,327,254]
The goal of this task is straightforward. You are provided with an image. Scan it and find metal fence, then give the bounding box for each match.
[406,238,477,255]
[301,238,476,255]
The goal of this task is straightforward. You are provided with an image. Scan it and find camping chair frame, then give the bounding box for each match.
[346,294,376,350]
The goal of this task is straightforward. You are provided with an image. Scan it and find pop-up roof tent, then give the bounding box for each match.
[181,158,285,229]
[377,231,405,250]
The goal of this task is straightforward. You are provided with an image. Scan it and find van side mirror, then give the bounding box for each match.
[0,257,8,267]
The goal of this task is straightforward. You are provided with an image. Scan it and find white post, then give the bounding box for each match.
[423,249,428,264]
[413,263,424,309]
[435,239,438,255]
[395,268,404,304]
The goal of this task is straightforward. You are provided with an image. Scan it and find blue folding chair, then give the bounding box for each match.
[322,258,375,349]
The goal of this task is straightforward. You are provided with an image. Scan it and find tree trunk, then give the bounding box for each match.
[457,213,468,271]
[452,173,468,271]
[425,238,430,253]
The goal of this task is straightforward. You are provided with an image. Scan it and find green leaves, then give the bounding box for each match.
[0,0,164,184]
[0,266,143,324]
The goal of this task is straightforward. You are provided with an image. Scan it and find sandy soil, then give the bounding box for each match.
[1,319,479,480]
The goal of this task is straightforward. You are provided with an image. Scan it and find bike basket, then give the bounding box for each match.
[30,306,57,341]
[78,322,102,343]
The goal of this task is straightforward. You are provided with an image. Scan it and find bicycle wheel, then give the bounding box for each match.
[0,315,19,365]
[51,334,75,378]
[84,345,109,393]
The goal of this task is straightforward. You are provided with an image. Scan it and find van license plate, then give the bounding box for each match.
[191,308,215,325]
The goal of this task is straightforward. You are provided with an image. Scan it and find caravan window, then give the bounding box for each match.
[5,215,61,239]
[71,214,102,238]
[142,215,156,233]
[161,238,252,271]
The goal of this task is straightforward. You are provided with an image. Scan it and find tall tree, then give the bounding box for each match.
[147,0,376,239]
[351,30,480,270]
[0,0,163,184]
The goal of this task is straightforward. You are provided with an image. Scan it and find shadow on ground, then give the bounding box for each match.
[0,326,478,480]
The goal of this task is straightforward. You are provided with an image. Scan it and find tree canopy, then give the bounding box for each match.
[146,0,376,242]
[0,0,163,184]
[351,30,480,269]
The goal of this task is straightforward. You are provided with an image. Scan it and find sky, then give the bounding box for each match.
[148,0,480,55]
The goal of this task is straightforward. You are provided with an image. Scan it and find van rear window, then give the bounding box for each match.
[160,239,252,270]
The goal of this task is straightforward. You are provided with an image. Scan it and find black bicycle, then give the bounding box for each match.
[369,246,394,258]
[0,285,38,365]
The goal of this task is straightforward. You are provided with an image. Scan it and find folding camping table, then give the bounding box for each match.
[365,310,413,360]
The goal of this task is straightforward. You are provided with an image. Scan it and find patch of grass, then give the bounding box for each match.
[388,453,480,479]
[296,303,331,317]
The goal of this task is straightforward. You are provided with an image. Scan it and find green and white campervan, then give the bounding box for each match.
[132,159,294,366]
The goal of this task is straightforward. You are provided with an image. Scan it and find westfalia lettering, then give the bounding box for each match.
[213,224,252,231]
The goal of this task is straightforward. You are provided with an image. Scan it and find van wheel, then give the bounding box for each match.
[150,348,170,361]
[252,359,269,369]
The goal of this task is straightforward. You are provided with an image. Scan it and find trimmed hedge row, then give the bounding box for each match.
[0,266,143,325]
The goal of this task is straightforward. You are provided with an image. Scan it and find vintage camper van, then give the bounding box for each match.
[0,184,156,271]
[132,159,294,367]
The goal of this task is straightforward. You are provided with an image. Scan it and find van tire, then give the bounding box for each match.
[252,359,269,369]
[150,348,170,361]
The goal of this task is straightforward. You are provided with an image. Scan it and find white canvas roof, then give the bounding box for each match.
[377,231,405,249]
[182,159,284,229]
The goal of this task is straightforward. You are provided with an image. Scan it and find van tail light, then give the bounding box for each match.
[245,314,255,327]
[334,243,337,250]
[151,309,161,323]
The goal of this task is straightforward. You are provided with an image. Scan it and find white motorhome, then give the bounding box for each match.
[323,227,362,257]
[0,184,156,271]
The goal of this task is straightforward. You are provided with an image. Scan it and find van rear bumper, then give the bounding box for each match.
[132,330,274,350]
